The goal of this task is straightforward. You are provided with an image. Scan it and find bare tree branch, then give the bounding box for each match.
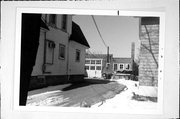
[143,25,158,68]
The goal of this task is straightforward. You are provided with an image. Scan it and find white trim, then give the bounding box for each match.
[119,63,124,70]
[113,63,118,71]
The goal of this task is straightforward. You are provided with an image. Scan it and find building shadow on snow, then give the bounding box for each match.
[62,79,112,91]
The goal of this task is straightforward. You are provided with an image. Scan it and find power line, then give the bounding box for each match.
[86,49,100,59]
[91,15,108,48]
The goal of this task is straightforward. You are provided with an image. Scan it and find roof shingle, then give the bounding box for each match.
[69,22,90,48]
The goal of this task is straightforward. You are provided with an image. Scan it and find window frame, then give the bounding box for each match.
[45,40,55,65]
[125,64,130,70]
[85,66,90,70]
[91,60,95,64]
[75,49,81,62]
[96,66,102,70]
[119,64,124,70]
[113,63,118,71]
[90,66,95,70]
[96,60,101,64]
[49,14,57,27]
[61,15,67,31]
[85,59,90,64]
[59,44,66,60]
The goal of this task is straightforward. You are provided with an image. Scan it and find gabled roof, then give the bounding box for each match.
[113,57,132,63]
[40,19,49,30]
[69,22,90,48]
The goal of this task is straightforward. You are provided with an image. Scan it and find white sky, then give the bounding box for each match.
[73,15,140,59]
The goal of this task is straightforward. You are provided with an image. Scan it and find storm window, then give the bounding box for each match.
[125,64,130,70]
[96,66,101,70]
[46,40,55,64]
[62,15,67,31]
[76,49,80,62]
[91,60,95,64]
[90,66,95,70]
[96,60,101,64]
[85,60,90,64]
[85,66,89,70]
[59,44,65,60]
[120,64,124,70]
[113,64,118,71]
[49,14,56,26]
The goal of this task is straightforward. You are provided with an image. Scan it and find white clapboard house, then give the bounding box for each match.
[30,14,90,90]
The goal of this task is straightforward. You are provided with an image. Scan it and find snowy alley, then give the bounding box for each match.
[26,78,157,109]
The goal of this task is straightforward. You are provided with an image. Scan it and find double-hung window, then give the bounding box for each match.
[96,60,101,64]
[120,64,124,70]
[59,44,65,60]
[62,15,67,31]
[85,66,89,70]
[76,49,80,62]
[91,60,95,64]
[125,64,130,70]
[85,60,90,64]
[96,66,101,70]
[113,64,118,71]
[49,14,56,26]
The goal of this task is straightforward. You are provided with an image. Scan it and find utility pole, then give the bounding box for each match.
[131,42,135,76]
[107,46,109,63]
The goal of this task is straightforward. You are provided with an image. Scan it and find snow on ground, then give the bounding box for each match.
[26,78,157,110]
[91,79,157,110]
[26,79,126,107]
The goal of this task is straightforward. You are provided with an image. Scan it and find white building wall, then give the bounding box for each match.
[85,58,103,78]
[45,28,69,75]
[31,30,45,76]
[31,14,72,76]
[68,41,87,75]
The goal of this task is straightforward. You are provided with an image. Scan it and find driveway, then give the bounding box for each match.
[27,78,126,107]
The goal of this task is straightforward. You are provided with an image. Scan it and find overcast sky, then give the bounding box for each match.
[73,15,140,59]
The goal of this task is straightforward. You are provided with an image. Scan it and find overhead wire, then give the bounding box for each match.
[91,15,108,48]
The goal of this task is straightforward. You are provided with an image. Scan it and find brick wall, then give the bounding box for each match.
[139,23,159,86]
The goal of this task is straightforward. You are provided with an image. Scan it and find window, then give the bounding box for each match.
[106,63,110,68]
[96,60,101,64]
[85,60,90,64]
[85,66,89,70]
[49,14,56,26]
[96,66,101,70]
[62,15,67,31]
[125,64,130,70]
[120,64,124,70]
[91,60,95,64]
[76,49,80,62]
[114,64,118,71]
[46,40,55,64]
[59,44,65,60]
[90,66,95,70]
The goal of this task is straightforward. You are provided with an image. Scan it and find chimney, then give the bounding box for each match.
[131,42,135,61]
[131,42,135,73]
[107,46,109,63]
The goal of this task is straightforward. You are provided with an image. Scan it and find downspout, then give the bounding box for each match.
[43,14,47,74]
[67,34,70,81]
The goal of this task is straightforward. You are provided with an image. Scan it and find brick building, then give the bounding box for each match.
[139,17,159,87]
[138,17,159,97]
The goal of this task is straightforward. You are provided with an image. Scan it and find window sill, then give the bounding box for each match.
[59,57,65,60]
